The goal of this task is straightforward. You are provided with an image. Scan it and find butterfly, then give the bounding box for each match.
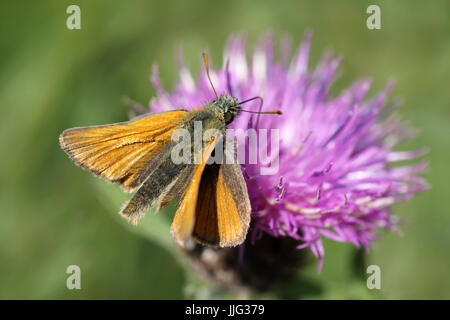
[59,53,281,248]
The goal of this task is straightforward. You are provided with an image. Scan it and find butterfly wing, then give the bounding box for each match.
[193,163,251,247]
[170,136,218,247]
[119,143,191,224]
[59,110,187,192]
[171,137,251,248]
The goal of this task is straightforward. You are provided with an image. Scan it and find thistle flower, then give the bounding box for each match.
[147,31,428,273]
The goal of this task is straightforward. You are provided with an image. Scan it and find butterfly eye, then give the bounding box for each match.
[224,112,234,124]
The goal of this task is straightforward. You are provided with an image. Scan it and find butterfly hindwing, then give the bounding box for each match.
[171,136,251,247]
[120,143,192,223]
[193,163,251,247]
[170,136,219,246]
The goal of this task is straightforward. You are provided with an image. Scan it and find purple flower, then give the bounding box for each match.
[148,31,428,272]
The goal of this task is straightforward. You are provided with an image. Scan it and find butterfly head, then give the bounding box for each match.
[209,94,240,125]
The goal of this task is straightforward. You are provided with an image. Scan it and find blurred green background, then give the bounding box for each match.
[0,0,449,299]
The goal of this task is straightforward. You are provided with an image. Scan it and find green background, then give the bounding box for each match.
[0,0,448,299]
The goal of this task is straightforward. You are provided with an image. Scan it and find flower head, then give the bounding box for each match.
[148,31,428,272]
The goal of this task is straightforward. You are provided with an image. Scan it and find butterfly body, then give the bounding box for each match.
[60,93,251,247]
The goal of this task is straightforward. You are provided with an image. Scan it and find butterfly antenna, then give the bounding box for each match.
[225,59,234,97]
[237,96,282,128]
[202,52,219,100]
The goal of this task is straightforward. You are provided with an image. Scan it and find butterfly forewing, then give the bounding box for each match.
[170,135,218,247]
[59,110,187,192]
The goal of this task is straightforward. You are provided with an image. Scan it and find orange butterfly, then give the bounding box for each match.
[59,53,281,247]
